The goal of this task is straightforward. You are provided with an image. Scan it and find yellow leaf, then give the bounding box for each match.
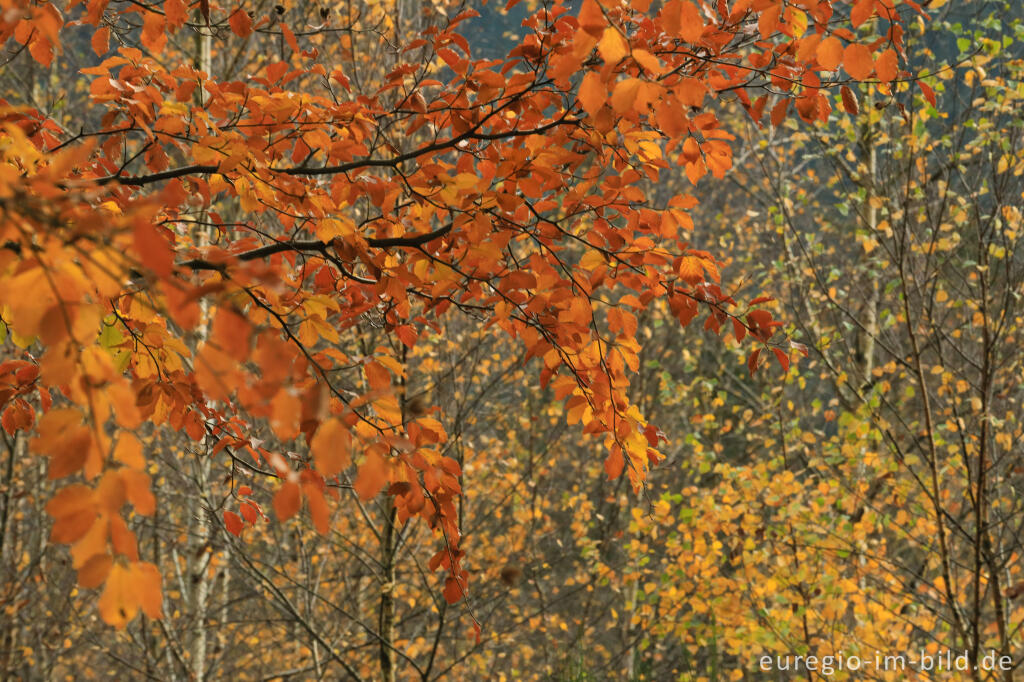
[316,217,355,242]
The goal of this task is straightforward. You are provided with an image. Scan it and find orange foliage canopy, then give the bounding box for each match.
[0,0,915,625]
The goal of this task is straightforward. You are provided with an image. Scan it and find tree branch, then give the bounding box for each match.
[177,223,453,271]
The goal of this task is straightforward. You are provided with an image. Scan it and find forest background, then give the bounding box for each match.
[2,0,1024,679]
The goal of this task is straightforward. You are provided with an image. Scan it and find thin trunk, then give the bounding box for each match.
[189,20,214,682]
[379,506,397,682]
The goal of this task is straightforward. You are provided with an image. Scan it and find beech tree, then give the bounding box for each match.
[0,0,923,673]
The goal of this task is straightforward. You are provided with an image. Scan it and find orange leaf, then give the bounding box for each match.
[850,0,874,27]
[758,3,782,39]
[578,0,606,36]
[770,98,790,127]
[611,78,642,114]
[195,344,236,403]
[91,26,109,56]
[31,403,93,477]
[395,325,418,348]
[164,0,187,29]
[661,0,681,35]
[34,2,63,42]
[598,27,628,64]
[78,554,113,589]
[140,11,167,52]
[133,223,174,279]
[772,347,791,371]
[98,561,162,628]
[113,433,145,470]
[364,361,392,391]
[211,309,251,361]
[840,85,859,114]
[816,36,843,71]
[918,80,936,107]
[843,43,874,81]
[131,562,163,619]
[71,516,108,569]
[96,470,127,513]
[353,448,390,500]
[676,77,706,108]
[273,481,301,521]
[682,137,701,163]
[677,0,704,43]
[109,515,138,560]
[98,563,136,627]
[1,400,33,434]
[795,94,825,122]
[677,256,706,285]
[228,8,253,37]
[578,72,606,117]
[875,48,898,82]
[604,445,624,479]
[632,49,663,75]
[310,417,351,477]
[443,575,466,604]
[282,23,299,53]
[224,510,244,536]
[27,34,54,67]
[240,500,261,524]
[47,484,97,543]
[747,348,762,376]
[121,469,156,515]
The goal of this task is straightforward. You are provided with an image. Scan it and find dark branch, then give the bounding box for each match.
[176,223,453,271]
[94,116,582,187]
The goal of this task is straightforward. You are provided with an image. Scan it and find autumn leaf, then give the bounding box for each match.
[843,43,875,81]
[577,0,606,36]
[817,36,843,71]
[47,484,97,544]
[273,481,302,521]
[850,0,874,27]
[90,26,109,56]
[310,417,351,477]
[354,448,390,500]
[611,78,643,114]
[228,8,253,38]
[875,48,899,82]
[676,0,704,43]
[98,561,162,628]
[840,85,859,114]
[223,511,244,536]
[578,72,606,117]
[598,27,628,64]
[113,434,145,470]
[0,0,918,640]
